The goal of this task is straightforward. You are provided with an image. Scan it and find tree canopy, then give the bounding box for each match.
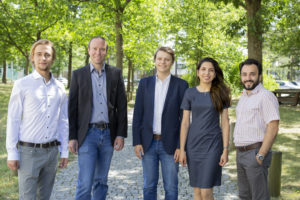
[0,0,298,92]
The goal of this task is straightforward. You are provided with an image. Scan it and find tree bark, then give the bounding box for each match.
[127,58,132,93]
[131,64,134,92]
[85,48,89,66]
[115,11,123,70]
[2,60,7,83]
[245,0,262,64]
[67,42,72,89]
[24,56,29,75]
[37,31,41,41]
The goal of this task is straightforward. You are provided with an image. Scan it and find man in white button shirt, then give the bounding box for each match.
[133,47,188,200]
[6,39,69,200]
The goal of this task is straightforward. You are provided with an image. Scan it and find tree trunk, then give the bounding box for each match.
[37,32,41,41]
[127,58,132,93]
[67,42,72,89]
[85,48,89,66]
[115,11,123,71]
[2,60,7,83]
[24,56,29,75]
[245,0,262,64]
[131,65,134,92]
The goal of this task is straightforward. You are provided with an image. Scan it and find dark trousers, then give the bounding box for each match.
[236,148,272,200]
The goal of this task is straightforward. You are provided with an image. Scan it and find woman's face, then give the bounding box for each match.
[197,61,216,84]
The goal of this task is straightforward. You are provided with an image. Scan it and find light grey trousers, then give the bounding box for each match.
[18,145,58,200]
[236,148,272,200]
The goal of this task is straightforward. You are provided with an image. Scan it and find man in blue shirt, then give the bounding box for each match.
[68,36,127,200]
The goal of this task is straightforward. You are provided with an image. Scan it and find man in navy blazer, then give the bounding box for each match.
[133,47,188,200]
[68,37,127,200]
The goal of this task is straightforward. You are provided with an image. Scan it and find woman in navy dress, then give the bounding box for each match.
[179,57,231,200]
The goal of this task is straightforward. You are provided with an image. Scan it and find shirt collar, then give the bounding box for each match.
[242,83,263,96]
[90,63,105,74]
[155,74,171,83]
[32,70,54,83]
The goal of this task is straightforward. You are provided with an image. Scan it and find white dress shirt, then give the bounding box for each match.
[6,70,69,160]
[153,74,171,135]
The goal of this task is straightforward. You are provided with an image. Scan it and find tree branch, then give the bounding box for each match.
[0,2,35,41]
[2,24,28,57]
[239,1,246,9]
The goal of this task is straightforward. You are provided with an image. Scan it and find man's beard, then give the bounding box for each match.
[242,79,259,91]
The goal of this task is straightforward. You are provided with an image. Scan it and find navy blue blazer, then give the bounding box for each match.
[132,75,188,155]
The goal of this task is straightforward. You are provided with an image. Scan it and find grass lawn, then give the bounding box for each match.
[0,83,299,199]
[0,84,18,200]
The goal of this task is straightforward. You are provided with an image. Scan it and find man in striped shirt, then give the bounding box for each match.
[234,59,280,200]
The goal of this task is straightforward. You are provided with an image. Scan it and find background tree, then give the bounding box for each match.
[265,0,300,80]
[210,0,271,64]
[161,0,245,93]
[122,0,162,95]
[76,0,141,71]
[0,0,68,74]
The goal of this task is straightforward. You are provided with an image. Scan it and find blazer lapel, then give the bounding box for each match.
[105,64,111,104]
[84,65,93,105]
[149,76,156,126]
[162,75,175,115]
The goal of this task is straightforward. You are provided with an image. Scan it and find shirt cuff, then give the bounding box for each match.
[60,150,69,158]
[7,150,19,161]
[116,136,124,139]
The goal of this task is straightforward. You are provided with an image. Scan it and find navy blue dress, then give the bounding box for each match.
[181,87,224,188]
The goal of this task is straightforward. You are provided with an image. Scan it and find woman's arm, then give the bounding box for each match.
[219,108,230,166]
[179,110,190,167]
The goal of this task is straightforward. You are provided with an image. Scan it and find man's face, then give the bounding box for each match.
[32,44,54,72]
[241,64,261,91]
[88,38,107,67]
[155,50,173,74]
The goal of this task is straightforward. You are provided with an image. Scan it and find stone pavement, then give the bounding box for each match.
[51,109,239,200]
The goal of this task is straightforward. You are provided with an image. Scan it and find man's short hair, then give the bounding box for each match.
[154,47,175,64]
[30,39,56,65]
[88,36,108,51]
[239,58,262,75]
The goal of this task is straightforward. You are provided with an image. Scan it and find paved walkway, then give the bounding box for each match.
[51,110,239,200]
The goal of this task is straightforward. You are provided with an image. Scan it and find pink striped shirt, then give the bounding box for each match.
[234,83,280,146]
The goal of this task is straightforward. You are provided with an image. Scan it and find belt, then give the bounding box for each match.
[89,123,110,130]
[19,140,61,148]
[153,134,162,140]
[236,142,262,152]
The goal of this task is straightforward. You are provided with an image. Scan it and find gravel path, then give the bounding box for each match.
[51,109,239,200]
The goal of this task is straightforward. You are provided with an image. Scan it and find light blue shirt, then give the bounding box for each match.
[89,63,109,123]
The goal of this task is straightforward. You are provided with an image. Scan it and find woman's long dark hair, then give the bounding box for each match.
[197,57,231,113]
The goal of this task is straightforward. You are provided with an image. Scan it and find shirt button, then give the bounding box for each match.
[100,102,102,104]
[101,112,103,114]
[48,116,50,118]
[48,105,50,107]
